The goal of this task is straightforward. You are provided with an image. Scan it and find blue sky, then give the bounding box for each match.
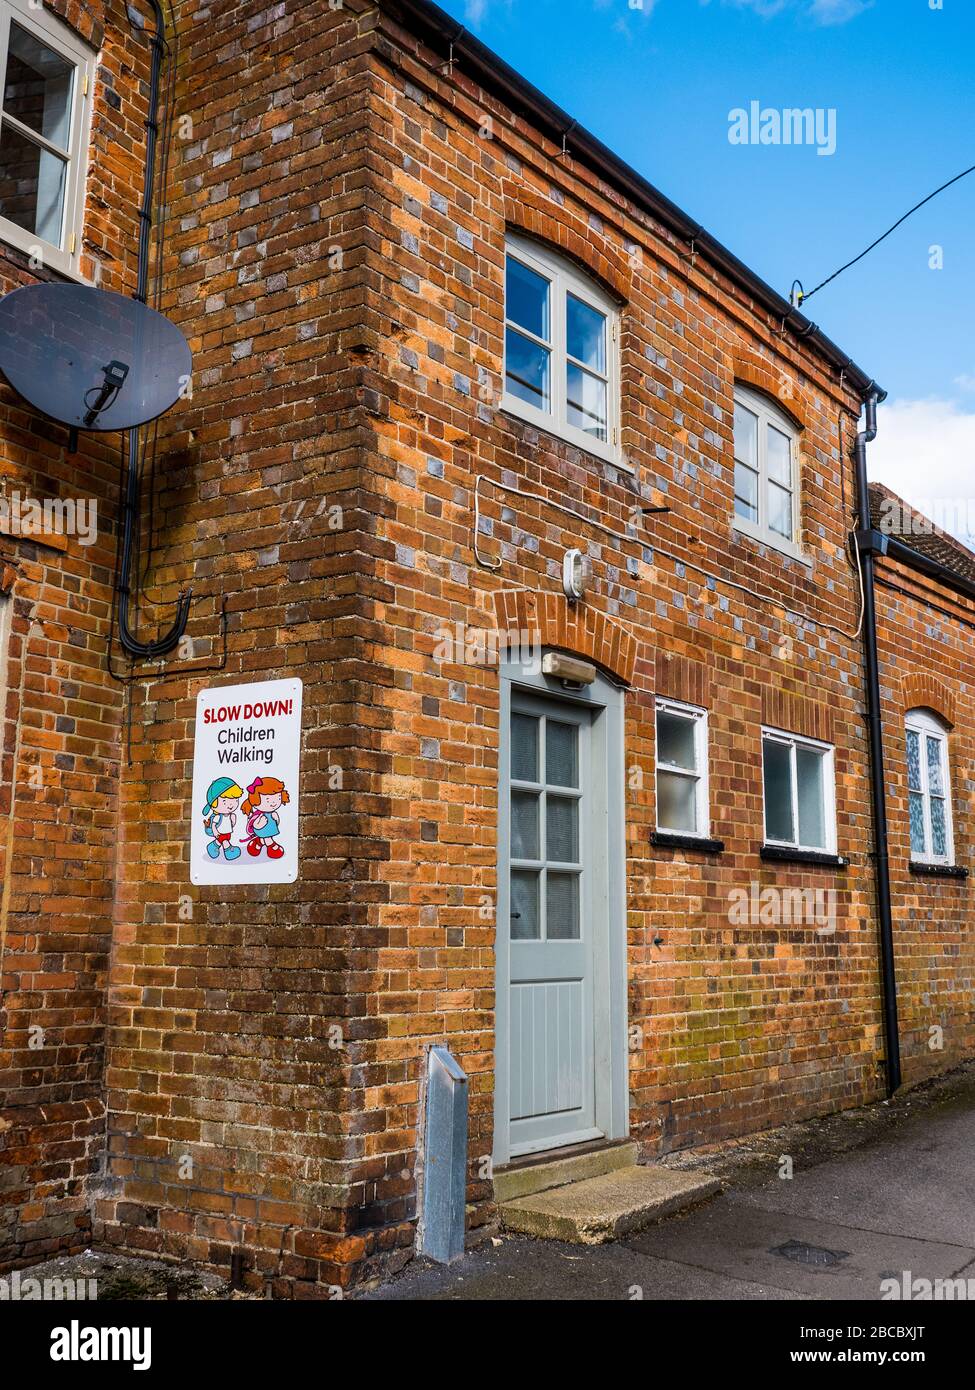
[437,0,975,535]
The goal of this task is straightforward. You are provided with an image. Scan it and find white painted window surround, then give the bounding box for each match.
[761,726,837,854]
[733,383,807,564]
[502,232,622,465]
[0,0,93,278]
[655,698,710,838]
[905,707,954,865]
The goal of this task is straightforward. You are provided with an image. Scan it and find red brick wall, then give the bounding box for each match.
[4,0,973,1295]
[0,0,151,1268]
[351,3,885,1242]
[874,557,975,1079]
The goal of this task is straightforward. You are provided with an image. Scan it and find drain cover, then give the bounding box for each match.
[772,1239,850,1267]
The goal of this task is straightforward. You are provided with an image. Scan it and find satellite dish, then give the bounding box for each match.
[0,283,191,433]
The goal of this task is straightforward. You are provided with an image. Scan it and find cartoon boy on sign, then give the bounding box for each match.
[202,777,243,861]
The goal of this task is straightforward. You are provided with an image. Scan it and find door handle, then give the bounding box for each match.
[510,912,521,919]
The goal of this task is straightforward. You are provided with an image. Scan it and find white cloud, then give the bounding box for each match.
[869,398,975,547]
[807,0,871,23]
[725,0,870,21]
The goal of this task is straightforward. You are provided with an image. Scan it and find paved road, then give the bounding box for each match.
[362,1080,975,1301]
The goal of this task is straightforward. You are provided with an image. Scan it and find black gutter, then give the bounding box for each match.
[853,387,901,1096]
[860,527,975,607]
[115,0,192,659]
[382,0,882,401]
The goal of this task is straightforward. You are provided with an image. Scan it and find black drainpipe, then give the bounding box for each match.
[853,386,901,1095]
[116,0,192,658]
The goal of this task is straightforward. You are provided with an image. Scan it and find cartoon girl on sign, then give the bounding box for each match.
[202,777,243,861]
[240,776,289,859]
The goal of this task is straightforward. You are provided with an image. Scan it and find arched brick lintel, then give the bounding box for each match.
[901,673,956,728]
[501,185,633,305]
[731,349,813,433]
[492,589,637,687]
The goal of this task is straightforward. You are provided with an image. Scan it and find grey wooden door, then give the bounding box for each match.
[504,690,601,1156]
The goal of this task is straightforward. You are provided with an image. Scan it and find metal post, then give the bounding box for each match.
[418,1046,468,1264]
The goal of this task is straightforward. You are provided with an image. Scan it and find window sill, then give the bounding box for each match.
[500,399,629,471]
[651,830,725,854]
[760,845,847,869]
[909,861,969,880]
[731,515,812,568]
[0,224,86,284]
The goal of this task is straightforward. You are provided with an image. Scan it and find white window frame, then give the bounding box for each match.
[732,384,808,565]
[655,698,710,838]
[0,0,93,278]
[502,231,622,466]
[761,726,837,854]
[905,708,955,865]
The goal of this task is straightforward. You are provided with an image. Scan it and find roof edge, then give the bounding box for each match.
[380,0,884,404]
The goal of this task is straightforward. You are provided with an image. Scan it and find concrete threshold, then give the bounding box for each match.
[500,1164,722,1245]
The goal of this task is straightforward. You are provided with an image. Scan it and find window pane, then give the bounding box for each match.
[566,362,607,440]
[909,793,926,856]
[734,403,758,467]
[768,481,793,539]
[511,714,539,782]
[546,871,580,940]
[926,735,945,796]
[505,326,550,412]
[763,738,794,842]
[4,23,73,150]
[734,461,758,523]
[506,256,550,339]
[547,796,579,863]
[767,425,792,486]
[657,710,697,772]
[511,790,540,860]
[546,720,578,788]
[566,294,606,373]
[906,728,921,792]
[510,870,540,940]
[0,121,66,245]
[657,769,697,834]
[930,798,948,858]
[796,746,827,849]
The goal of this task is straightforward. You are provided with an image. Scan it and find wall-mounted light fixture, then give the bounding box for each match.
[562,547,590,603]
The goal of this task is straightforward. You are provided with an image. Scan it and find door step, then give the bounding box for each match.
[494,1140,638,1204]
[499,1163,722,1245]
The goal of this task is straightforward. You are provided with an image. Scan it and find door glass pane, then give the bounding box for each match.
[510,870,540,940]
[546,871,580,940]
[566,294,606,373]
[906,728,921,792]
[546,720,578,788]
[734,403,758,467]
[511,714,539,782]
[767,425,792,486]
[926,735,945,796]
[0,121,66,245]
[763,738,794,842]
[734,461,758,522]
[657,710,697,771]
[768,481,792,539]
[506,255,550,339]
[547,795,579,863]
[909,793,926,856]
[566,362,607,440]
[511,790,540,860]
[657,769,697,834]
[796,746,826,849]
[505,326,550,411]
[930,798,948,858]
[4,23,73,150]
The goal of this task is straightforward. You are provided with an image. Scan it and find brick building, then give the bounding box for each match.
[0,0,972,1293]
